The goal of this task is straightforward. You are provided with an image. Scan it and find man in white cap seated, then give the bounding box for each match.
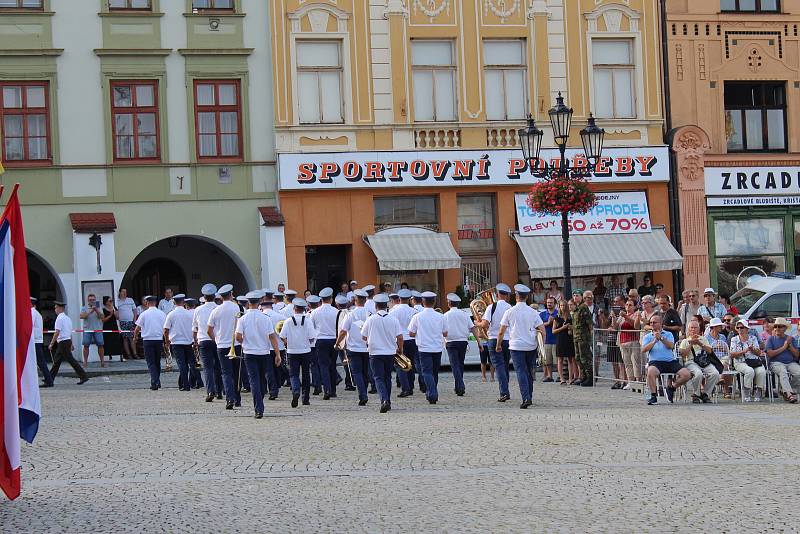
[496,284,546,409]
[361,293,403,413]
[163,294,195,392]
[444,293,478,396]
[363,285,377,314]
[311,287,339,400]
[476,283,513,402]
[336,289,371,405]
[390,288,418,397]
[236,291,282,418]
[408,291,447,404]
[193,283,222,402]
[280,297,317,407]
[207,284,244,410]
[134,295,166,391]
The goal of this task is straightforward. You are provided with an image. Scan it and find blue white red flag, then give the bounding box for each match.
[0,185,40,501]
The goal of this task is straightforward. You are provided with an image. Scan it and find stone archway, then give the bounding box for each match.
[27,249,66,330]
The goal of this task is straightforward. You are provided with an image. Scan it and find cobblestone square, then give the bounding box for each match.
[2,371,799,533]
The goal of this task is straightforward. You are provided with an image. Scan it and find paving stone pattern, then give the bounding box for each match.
[2,373,799,533]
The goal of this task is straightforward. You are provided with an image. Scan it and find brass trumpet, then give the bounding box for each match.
[163,341,174,372]
[395,352,413,372]
[227,311,243,359]
[275,319,286,335]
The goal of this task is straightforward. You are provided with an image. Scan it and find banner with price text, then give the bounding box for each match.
[515,191,651,237]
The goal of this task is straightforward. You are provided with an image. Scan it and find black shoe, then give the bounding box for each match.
[216,394,222,400]
[242,388,250,393]
[234,402,241,407]
[542,378,554,383]
[428,399,437,404]
[580,379,594,387]
[455,390,465,396]
[150,385,158,391]
[335,376,343,386]
[323,393,331,400]
[398,391,410,398]
[205,394,214,402]
[78,377,89,385]
[647,397,658,405]
[666,386,676,403]
[345,386,356,391]
[520,401,529,409]
[611,382,622,390]
[701,392,711,403]
[254,412,263,419]
[380,401,390,413]
[368,387,377,394]
[358,398,368,406]
[41,383,53,388]
[313,389,322,396]
[497,394,510,402]
[291,394,299,408]
[268,395,278,401]
[329,393,337,398]
[570,379,582,385]
[225,402,234,410]
[692,395,702,404]
[302,399,310,405]
[419,386,427,394]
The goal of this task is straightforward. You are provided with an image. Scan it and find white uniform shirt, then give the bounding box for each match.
[164,307,194,345]
[280,313,317,354]
[500,302,544,351]
[310,303,338,340]
[31,307,44,344]
[158,298,175,315]
[280,303,295,318]
[207,300,241,349]
[117,297,136,322]
[414,304,424,313]
[483,300,513,339]
[365,299,376,315]
[263,308,285,351]
[136,307,167,341]
[444,308,473,342]
[192,302,217,342]
[408,308,447,353]
[273,301,286,313]
[236,309,275,355]
[341,306,370,352]
[361,311,402,356]
[389,304,417,341]
[54,312,73,342]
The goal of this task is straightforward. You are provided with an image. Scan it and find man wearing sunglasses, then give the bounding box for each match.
[764,317,800,403]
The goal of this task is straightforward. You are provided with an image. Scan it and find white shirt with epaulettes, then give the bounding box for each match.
[207,300,241,349]
[482,300,512,340]
[262,308,285,351]
[361,310,403,356]
[389,303,417,341]
[310,303,338,340]
[340,306,370,352]
[236,309,275,355]
[280,313,317,354]
[192,302,217,343]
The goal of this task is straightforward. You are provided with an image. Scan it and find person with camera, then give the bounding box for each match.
[678,319,720,404]
[729,319,766,402]
[80,293,106,367]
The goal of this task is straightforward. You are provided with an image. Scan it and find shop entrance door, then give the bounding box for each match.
[306,245,348,294]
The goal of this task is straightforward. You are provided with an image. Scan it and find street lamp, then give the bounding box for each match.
[518,92,605,297]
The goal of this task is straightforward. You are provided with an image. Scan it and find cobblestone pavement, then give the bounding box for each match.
[2,371,799,533]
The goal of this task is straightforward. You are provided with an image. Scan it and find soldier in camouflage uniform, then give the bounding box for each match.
[571,290,594,387]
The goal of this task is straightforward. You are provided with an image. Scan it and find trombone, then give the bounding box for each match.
[227,310,243,360]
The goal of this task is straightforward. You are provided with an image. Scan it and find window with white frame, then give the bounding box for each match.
[592,40,636,119]
[483,40,527,121]
[296,41,344,124]
[412,41,457,122]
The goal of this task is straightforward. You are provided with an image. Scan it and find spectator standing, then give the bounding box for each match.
[80,293,106,367]
[699,288,726,323]
[627,288,640,307]
[572,290,594,387]
[102,296,123,362]
[729,320,766,402]
[117,288,138,360]
[678,290,700,335]
[531,281,547,307]
[606,275,627,304]
[593,276,607,309]
[31,297,53,387]
[547,280,563,303]
[158,288,176,315]
[658,296,683,340]
[539,297,558,382]
[637,276,656,298]
[764,317,800,403]
[617,299,641,388]
[635,295,659,336]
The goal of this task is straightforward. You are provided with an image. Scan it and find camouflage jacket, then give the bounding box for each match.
[571,304,594,342]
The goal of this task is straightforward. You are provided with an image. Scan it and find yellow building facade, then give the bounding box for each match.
[270,0,677,298]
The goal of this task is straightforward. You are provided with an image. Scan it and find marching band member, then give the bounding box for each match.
[183,298,204,390]
[280,298,317,407]
[273,291,286,313]
[363,285,377,315]
[361,293,403,413]
[193,284,222,402]
[281,290,298,317]
[336,289,371,406]
[389,292,400,310]
[163,294,194,392]
[496,285,546,409]
[411,291,424,313]
[390,288,418,397]
[311,288,339,400]
[134,295,167,391]
[48,301,90,385]
[408,291,447,404]
[236,291,281,419]
[334,294,355,390]
[346,280,357,303]
[306,295,323,396]
[261,291,287,398]
[207,284,243,410]
[444,293,477,396]
[476,283,513,402]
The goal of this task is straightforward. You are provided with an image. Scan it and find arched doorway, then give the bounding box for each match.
[121,235,252,303]
[27,249,65,331]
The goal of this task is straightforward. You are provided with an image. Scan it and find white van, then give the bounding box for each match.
[730,273,800,326]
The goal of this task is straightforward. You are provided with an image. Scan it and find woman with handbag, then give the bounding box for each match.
[678,319,720,403]
[729,319,766,402]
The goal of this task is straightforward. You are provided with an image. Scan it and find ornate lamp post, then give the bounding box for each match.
[518,92,605,297]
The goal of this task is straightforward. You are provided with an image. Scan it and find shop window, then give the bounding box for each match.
[192,0,233,11]
[0,81,51,164]
[724,82,786,152]
[751,293,791,320]
[0,0,43,8]
[592,40,636,119]
[111,81,160,162]
[457,195,495,253]
[412,41,457,122]
[483,40,527,121]
[720,0,779,12]
[109,0,151,9]
[296,41,344,124]
[374,196,437,227]
[714,218,785,296]
[193,79,242,161]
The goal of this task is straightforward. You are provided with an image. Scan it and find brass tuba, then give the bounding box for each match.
[469,289,496,341]
[394,352,413,372]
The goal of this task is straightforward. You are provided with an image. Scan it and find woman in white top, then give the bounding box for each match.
[547,280,563,303]
[532,281,547,307]
[729,319,766,402]
[634,295,658,335]
[117,288,138,361]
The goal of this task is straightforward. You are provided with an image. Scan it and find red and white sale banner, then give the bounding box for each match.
[515,191,652,236]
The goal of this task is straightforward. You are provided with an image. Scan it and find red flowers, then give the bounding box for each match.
[527,175,597,216]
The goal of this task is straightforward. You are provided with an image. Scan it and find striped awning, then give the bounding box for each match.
[513,227,683,278]
[365,232,461,271]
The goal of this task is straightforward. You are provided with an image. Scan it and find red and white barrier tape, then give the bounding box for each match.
[43,329,134,334]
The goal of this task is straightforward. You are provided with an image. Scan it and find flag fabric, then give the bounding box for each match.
[0,185,39,501]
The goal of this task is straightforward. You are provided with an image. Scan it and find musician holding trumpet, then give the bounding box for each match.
[207,284,243,410]
[236,291,282,419]
[361,293,404,413]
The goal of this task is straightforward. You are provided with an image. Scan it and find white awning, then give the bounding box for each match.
[365,232,461,271]
[513,227,683,278]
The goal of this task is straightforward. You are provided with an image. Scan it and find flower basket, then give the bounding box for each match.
[526,175,597,216]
